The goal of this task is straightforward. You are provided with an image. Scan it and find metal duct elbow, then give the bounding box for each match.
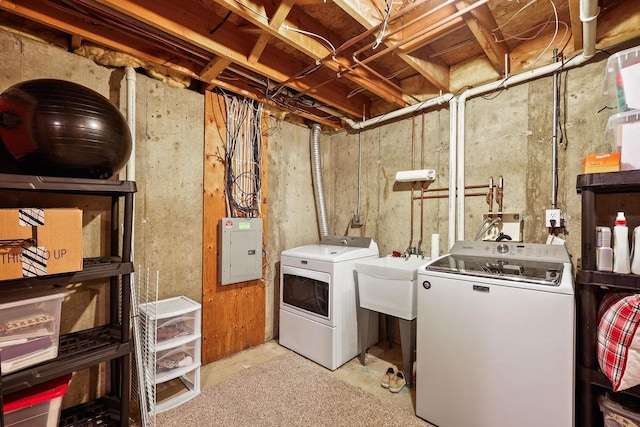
[310,122,329,237]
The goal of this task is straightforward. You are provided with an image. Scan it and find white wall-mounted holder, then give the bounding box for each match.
[395,169,436,182]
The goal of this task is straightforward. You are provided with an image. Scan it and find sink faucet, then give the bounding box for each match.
[403,247,424,259]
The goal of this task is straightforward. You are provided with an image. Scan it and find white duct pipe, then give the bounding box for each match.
[345,94,454,130]
[448,97,458,250]
[455,0,599,241]
[310,123,329,237]
[125,66,136,265]
[125,66,136,182]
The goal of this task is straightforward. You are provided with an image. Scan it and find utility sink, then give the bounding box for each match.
[355,256,429,320]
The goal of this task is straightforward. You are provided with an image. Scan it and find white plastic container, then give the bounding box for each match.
[606,110,640,170]
[0,286,68,374]
[599,394,640,427]
[3,374,71,427]
[614,212,631,274]
[603,45,640,111]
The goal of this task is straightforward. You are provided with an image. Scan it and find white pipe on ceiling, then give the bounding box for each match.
[345,95,453,130]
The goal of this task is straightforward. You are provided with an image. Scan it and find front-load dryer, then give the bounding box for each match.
[279,236,379,370]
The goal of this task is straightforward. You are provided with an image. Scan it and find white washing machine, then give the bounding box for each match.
[416,241,575,427]
[279,236,379,370]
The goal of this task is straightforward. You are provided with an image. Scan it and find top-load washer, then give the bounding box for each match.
[416,240,575,427]
[279,236,379,370]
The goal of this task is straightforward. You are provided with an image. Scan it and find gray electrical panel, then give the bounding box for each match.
[218,217,263,285]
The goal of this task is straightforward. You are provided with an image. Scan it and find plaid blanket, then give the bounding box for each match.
[597,292,640,392]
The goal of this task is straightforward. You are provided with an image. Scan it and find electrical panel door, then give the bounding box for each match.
[218,217,262,285]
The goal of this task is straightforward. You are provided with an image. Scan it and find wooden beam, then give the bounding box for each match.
[0,0,204,76]
[270,0,297,30]
[200,56,232,82]
[567,0,583,52]
[455,1,509,74]
[334,0,451,93]
[247,0,295,64]
[595,1,640,50]
[248,33,271,64]
[89,0,369,118]
[214,0,409,108]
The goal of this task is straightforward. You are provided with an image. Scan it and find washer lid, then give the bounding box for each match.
[425,254,565,286]
[423,241,571,286]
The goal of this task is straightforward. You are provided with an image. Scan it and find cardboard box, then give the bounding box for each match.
[0,208,82,280]
[582,152,621,174]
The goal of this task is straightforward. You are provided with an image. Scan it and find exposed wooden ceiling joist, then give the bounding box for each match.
[0,0,639,130]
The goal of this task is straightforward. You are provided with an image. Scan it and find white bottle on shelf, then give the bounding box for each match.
[613,211,631,274]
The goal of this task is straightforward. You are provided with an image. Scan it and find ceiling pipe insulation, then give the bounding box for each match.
[344,0,599,250]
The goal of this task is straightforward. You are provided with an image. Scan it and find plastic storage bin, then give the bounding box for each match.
[137,296,201,414]
[155,339,200,382]
[3,374,71,427]
[599,394,640,427]
[603,45,640,111]
[0,286,68,374]
[606,110,640,170]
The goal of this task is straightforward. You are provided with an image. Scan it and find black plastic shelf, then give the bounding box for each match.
[576,169,640,427]
[1,326,131,395]
[0,173,134,427]
[0,257,133,290]
[578,364,640,399]
[60,396,123,427]
[0,173,136,196]
[577,270,640,291]
[577,170,640,193]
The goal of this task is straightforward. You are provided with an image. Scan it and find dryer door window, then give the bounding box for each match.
[282,267,331,321]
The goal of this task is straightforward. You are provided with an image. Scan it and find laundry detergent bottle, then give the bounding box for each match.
[613,211,631,274]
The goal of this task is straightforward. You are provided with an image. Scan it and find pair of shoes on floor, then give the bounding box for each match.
[380,365,406,393]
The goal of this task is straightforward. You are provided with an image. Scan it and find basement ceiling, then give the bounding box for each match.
[0,0,639,130]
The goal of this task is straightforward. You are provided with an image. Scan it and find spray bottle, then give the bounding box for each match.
[613,212,631,274]
[596,226,613,272]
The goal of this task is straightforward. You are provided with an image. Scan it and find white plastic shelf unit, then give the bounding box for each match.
[138,296,201,414]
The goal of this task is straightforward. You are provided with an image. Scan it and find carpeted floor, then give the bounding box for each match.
[155,351,429,426]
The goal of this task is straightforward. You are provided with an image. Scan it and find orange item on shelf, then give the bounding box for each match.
[582,152,621,174]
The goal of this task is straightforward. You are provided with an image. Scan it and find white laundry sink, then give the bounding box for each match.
[355,256,429,320]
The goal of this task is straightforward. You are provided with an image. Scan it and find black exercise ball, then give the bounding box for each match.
[0,79,132,179]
